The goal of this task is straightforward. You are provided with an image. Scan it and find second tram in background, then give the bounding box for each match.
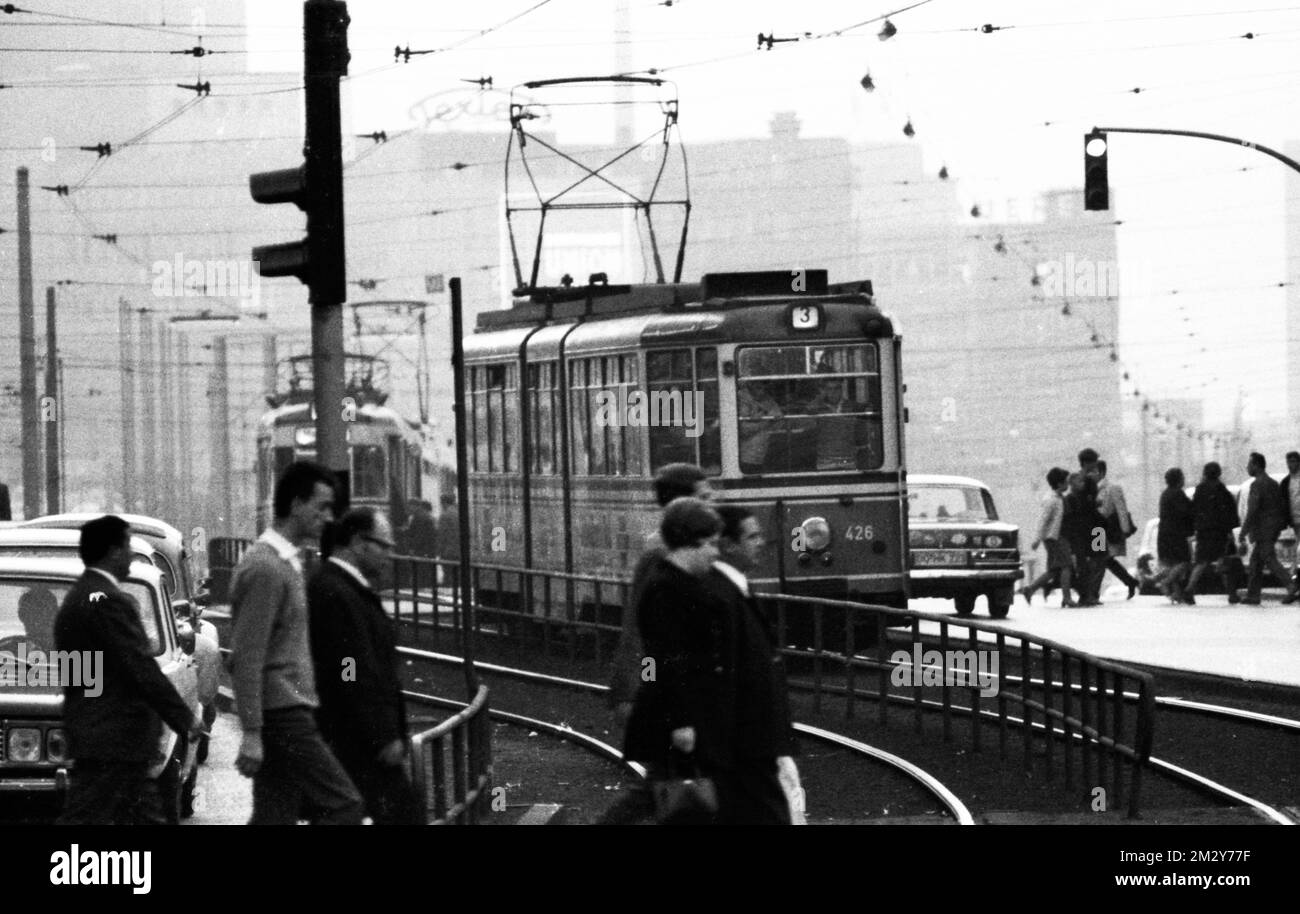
[463,269,910,623]
[254,354,441,533]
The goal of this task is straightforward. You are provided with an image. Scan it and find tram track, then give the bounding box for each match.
[397,645,975,824]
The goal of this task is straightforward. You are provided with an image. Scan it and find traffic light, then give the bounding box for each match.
[250,0,350,305]
[1083,130,1109,211]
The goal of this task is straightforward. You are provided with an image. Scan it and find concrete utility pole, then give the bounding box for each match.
[176,334,192,528]
[17,167,40,518]
[119,299,137,511]
[44,287,60,514]
[139,309,157,512]
[212,336,233,536]
[159,323,173,522]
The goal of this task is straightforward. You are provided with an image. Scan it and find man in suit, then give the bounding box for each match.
[402,499,438,559]
[1186,461,1242,600]
[703,505,798,825]
[1237,452,1297,605]
[0,481,11,520]
[1282,451,1300,604]
[309,508,420,824]
[54,515,201,825]
[229,461,365,825]
[1092,460,1140,600]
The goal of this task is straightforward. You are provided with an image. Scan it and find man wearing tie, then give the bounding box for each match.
[54,515,201,824]
[309,507,420,824]
[703,505,800,825]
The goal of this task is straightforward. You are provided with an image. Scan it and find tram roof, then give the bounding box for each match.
[471,272,889,349]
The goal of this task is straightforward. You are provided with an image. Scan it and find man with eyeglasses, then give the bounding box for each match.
[308,508,420,824]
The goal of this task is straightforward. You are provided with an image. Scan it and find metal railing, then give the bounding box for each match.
[389,555,631,663]
[386,553,1157,817]
[206,605,494,825]
[757,592,1156,818]
[408,683,493,825]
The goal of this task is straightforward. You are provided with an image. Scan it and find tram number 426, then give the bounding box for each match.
[844,524,874,541]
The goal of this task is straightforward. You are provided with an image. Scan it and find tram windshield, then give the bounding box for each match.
[736,343,883,474]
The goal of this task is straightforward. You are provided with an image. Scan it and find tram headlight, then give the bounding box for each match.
[800,517,832,552]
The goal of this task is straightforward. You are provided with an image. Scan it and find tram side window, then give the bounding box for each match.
[353,445,387,498]
[528,362,557,475]
[622,355,643,475]
[569,359,590,475]
[587,358,607,475]
[605,355,625,475]
[647,348,721,475]
[471,367,485,472]
[503,363,519,473]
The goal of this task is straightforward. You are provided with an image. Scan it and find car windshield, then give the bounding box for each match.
[736,343,883,474]
[0,577,162,656]
[908,485,995,522]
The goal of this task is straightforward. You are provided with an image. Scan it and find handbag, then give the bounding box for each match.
[651,754,718,825]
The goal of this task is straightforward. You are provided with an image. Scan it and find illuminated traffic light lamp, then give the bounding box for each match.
[249,0,349,305]
[1083,130,1109,211]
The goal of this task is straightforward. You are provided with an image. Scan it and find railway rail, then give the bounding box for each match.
[396,645,975,825]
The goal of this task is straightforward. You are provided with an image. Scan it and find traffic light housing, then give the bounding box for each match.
[1083,130,1109,211]
[250,0,350,305]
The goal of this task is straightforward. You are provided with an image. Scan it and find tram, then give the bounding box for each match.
[254,354,439,533]
[463,269,909,623]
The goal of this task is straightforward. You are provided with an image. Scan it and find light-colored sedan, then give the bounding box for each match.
[0,556,202,822]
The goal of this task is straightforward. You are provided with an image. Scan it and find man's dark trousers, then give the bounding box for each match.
[61,760,161,825]
[251,707,365,825]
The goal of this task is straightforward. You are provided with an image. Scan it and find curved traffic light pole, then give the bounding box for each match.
[1094,126,1300,175]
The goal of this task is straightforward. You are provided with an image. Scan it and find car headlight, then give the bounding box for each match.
[950,533,968,546]
[800,517,832,552]
[46,728,67,763]
[985,535,1003,548]
[7,727,42,763]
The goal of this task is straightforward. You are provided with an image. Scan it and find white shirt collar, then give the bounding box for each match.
[713,560,750,597]
[87,567,121,587]
[260,527,301,560]
[328,556,371,590]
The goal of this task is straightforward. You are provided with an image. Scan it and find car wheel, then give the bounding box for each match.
[953,594,977,616]
[988,597,1012,619]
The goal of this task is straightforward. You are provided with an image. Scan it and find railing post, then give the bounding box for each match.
[1043,646,1054,779]
[996,631,1008,759]
[1020,639,1033,773]
[1062,653,1074,789]
[939,621,951,742]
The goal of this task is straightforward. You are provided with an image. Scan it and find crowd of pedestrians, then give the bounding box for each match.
[1023,448,1300,608]
[1021,448,1138,607]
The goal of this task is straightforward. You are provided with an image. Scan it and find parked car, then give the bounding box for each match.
[18,515,219,768]
[1132,476,1297,594]
[21,514,207,611]
[0,555,202,821]
[907,474,1023,618]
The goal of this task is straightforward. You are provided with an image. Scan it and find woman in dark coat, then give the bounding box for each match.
[1059,471,1102,606]
[621,498,732,811]
[1156,467,1196,603]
